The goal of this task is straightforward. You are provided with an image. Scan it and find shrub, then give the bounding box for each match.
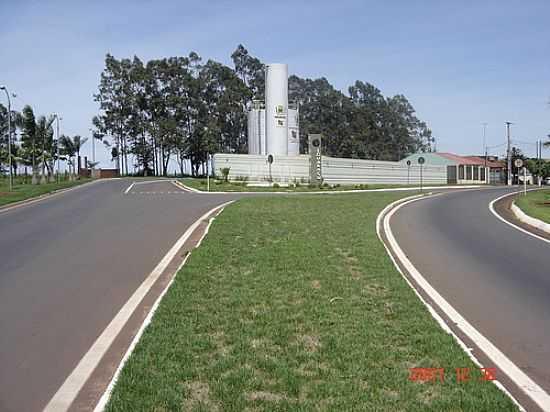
[220,167,231,182]
[272,183,280,189]
[235,175,248,182]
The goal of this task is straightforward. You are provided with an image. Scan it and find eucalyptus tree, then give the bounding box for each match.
[94,54,134,176]
[231,44,265,102]
[92,45,435,175]
[199,60,249,154]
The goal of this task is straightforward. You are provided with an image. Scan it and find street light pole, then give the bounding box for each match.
[505,122,513,186]
[55,115,62,183]
[1,86,13,191]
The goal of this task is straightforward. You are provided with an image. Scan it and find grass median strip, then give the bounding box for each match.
[515,189,550,224]
[106,193,517,411]
[0,177,92,207]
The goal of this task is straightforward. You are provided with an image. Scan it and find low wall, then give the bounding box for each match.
[213,154,448,185]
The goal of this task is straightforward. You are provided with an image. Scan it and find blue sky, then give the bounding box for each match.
[1,0,549,167]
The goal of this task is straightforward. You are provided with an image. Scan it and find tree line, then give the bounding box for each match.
[91,45,436,176]
[0,103,88,183]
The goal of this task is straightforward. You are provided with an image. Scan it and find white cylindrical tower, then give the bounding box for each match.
[259,108,266,154]
[247,110,257,154]
[287,107,299,156]
[265,63,288,156]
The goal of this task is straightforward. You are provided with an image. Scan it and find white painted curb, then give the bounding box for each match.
[489,190,550,245]
[378,193,550,411]
[177,180,482,195]
[173,180,202,193]
[44,200,234,412]
[92,202,230,412]
[511,201,550,235]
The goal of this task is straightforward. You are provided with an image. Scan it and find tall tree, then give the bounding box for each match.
[20,105,40,184]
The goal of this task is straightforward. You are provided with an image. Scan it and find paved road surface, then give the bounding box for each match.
[391,187,550,394]
[0,179,234,412]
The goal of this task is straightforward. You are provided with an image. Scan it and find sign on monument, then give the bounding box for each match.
[309,134,323,185]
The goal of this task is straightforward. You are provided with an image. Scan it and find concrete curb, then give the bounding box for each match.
[176,180,483,195]
[0,179,101,214]
[489,189,550,245]
[511,201,550,235]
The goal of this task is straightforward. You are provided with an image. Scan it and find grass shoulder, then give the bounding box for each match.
[0,177,93,207]
[106,193,517,411]
[515,189,550,223]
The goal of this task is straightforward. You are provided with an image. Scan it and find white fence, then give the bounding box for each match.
[213,154,448,185]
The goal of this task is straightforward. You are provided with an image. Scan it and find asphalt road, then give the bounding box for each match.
[391,187,550,395]
[0,179,235,412]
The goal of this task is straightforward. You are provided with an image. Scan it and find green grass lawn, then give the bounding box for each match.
[0,177,92,207]
[181,177,453,192]
[105,193,516,411]
[515,189,550,224]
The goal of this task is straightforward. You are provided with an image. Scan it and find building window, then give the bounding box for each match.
[473,166,479,180]
[459,165,465,180]
[466,165,472,180]
[480,167,486,181]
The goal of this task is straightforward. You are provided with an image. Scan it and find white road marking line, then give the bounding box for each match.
[93,205,229,412]
[379,194,549,411]
[123,182,135,194]
[171,180,192,192]
[132,179,173,186]
[43,200,235,412]
[489,190,550,245]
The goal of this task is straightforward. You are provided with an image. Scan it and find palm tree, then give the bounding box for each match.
[59,135,76,180]
[35,115,55,184]
[72,135,88,174]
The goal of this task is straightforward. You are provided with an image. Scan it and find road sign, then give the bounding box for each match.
[514,159,523,168]
[418,157,425,192]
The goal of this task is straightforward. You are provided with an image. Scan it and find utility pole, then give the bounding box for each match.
[207,153,211,192]
[482,122,488,170]
[505,122,513,186]
[1,86,13,191]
